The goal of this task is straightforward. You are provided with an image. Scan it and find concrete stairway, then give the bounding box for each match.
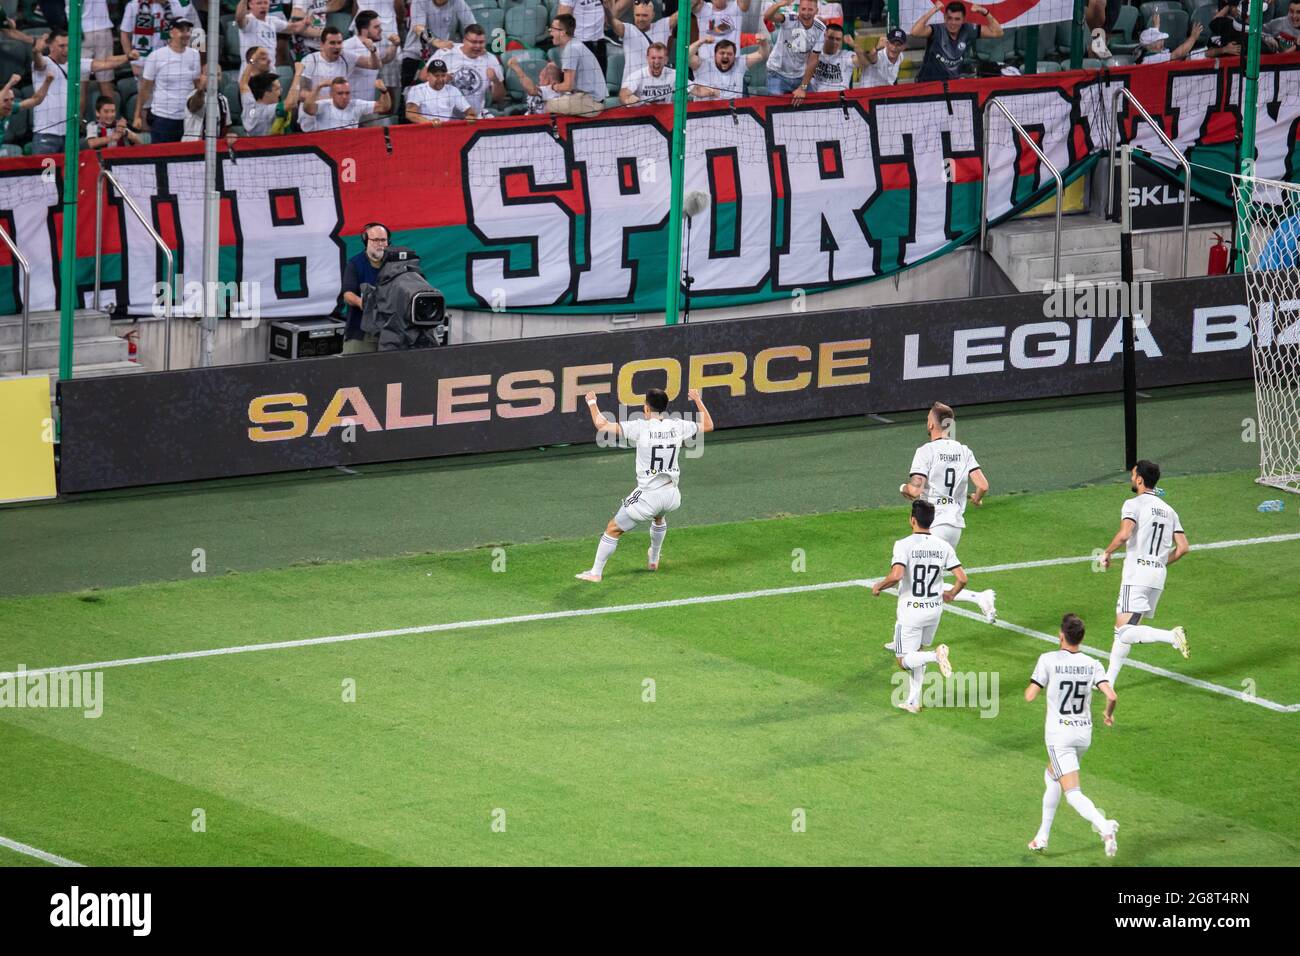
[0,309,144,384]
[986,214,1164,293]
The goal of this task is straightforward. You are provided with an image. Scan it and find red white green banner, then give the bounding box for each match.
[900,0,1074,28]
[0,55,1291,319]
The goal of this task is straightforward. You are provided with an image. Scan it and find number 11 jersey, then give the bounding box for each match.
[1121,492,1184,589]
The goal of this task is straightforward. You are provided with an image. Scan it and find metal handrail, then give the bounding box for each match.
[0,223,32,375]
[94,166,175,370]
[1105,87,1191,278]
[980,98,1063,286]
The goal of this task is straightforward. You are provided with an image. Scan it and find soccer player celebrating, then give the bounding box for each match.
[1025,613,1119,857]
[871,499,965,713]
[575,387,713,582]
[899,402,997,623]
[1099,459,1190,686]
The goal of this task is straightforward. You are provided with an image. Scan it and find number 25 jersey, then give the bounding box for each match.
[1031,649,1108,743]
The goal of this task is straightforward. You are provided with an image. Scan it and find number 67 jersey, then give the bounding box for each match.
[622,416,701,489]
[1031,650,1108,745]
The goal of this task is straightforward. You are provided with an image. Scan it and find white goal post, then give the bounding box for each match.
[1236,173,1300,495]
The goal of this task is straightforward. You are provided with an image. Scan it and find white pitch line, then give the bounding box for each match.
[941,604,1300,714]
[967,532,1300,575]
[11,533,1299,710]
[0,834,84,867]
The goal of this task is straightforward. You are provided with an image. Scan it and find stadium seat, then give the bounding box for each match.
[221,76,242,126]
[1013,23,1057,63]
[478,7,506,37]
[976,27,1016,64]
[1035,59,1062,71]
[123,93,138,124]
[505,3,549,45]
[326,12,353,33]
[469,0,501,10]
[605,46,624,92]
[1138,1,1183,25]
[116,77,139,101]
[744,58,765,95]
[604,95,620,108]
[1189,3,1215,38]
[1109,5,1140,54]
[276,65,294,91]
[1157,9,1189,46]
[3,95,27,143]
[547,44,563,67]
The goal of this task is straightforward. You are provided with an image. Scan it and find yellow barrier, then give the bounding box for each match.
[1023,175,1087,217]
[0,375,56,503]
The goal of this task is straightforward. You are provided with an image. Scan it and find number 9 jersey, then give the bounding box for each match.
[622,415,701,490]
[909,439,981,530]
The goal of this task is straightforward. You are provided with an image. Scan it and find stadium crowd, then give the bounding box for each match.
[0,0,1290,154]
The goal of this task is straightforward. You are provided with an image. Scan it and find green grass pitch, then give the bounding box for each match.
[1,385,1298,866]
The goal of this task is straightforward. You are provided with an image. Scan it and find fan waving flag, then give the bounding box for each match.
[901,0,1074,27]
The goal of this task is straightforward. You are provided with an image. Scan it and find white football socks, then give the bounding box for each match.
[592,533,619,575]
[1064,787,1107,830]
[649,522,667,564]
[953,589,983,605]
[1108,623,1180,684]
[1105,629,1132,685]
[901,651,938,707]
[1038,769,1061,842]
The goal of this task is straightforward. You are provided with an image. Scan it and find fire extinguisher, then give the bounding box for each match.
[123,328,139,363]
[1207,233,1230,275]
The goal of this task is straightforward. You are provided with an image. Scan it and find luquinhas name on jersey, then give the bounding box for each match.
[911,549,948,560]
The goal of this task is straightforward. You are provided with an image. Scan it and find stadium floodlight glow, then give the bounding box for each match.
[1235,172,1300,495]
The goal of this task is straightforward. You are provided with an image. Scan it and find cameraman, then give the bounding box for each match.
[341,222,389,354]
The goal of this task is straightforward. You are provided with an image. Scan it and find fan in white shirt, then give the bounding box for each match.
[809,22,855,91]
[342,11,400,95]
[610,0,678,88]
[236,0,307,66]
[302,75,391,130]
[855,28,906,88]
[30,32,135,142]
[693,0,750,52]
[299,26,378,131]
[688,35,766,100]
[437,24,505,115]
[618,43,675,105]
[404,59,477,124]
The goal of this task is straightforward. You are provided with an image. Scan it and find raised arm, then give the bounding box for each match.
[971,4,1003,38]
[689,387,713,433]
[585,391,623,437]
[284,60,306,111]
[763,2,785,23]
[235,0,251,28]
[912,0,942,38]
[507,57,539,96]
[20,74,54,110]
[1172,20,1203,59]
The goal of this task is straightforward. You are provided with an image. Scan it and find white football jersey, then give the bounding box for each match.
[1120,492,1184,588]
[621,416,700,490]
[890,532,960,625]
[1031,649,1108,744]
[909,438,980,529]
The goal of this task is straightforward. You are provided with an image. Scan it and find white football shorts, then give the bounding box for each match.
[614,484,681,531]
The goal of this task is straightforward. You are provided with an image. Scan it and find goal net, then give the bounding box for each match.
[1236,173,1300,495]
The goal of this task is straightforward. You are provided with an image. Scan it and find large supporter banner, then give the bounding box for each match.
[0,56,1292,320]
[903,0,1072,28]
[59,274,1251,492]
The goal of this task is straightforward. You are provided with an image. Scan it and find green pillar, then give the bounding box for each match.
[1069,0,1085,69]
[663,3,692,325]
[887,0,900,28]
[59,0,85,382]
[1233,1,1265,272]
[1024,24,1039,73]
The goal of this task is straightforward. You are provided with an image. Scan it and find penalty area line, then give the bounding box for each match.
[0,834,84,867]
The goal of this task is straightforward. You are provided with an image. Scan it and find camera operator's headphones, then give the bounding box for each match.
[362,221,390,243]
